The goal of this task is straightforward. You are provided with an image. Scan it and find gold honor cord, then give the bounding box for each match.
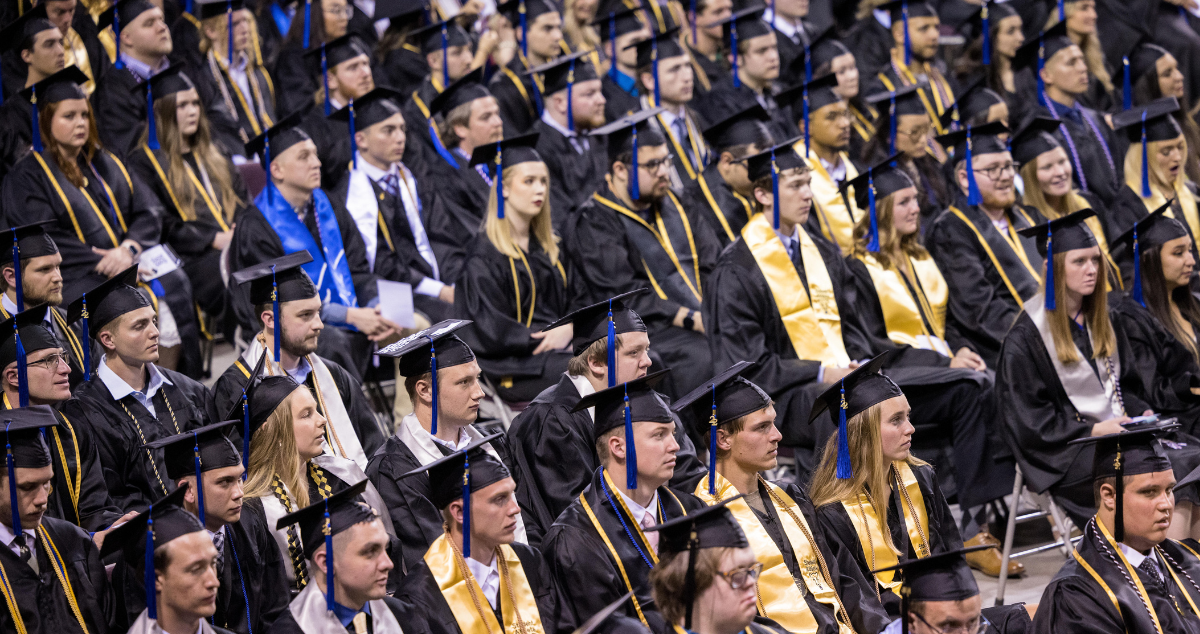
[1095,518,1166,634]
[800,153,861,253]
[0,528,93,634]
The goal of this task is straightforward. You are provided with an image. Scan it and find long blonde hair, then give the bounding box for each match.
[848,193,929,268]
[1043,250,1116,364]
[563,0,600,53]
[483,163,561,264]
[1019,159,1089,220]
[244,388,309,509]
[1044,5,1112,91]
[810,402,927,556]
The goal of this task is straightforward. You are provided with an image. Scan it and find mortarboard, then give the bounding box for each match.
[1016,208,1098,309]
[529,53,599,132]
[0,304,60,407]
[302,34,371,116]
[543,290,649,387]
[839,153,914,250]
[0,5,57,95]
[1011,21,1072,104]
[468,133,542,219]
[400,432,508,556]
[223,351,267,473]
[701,102,774,152]
[5,221,58,313]
[143,420,242,523]
[377,320,476,435]
[276,479,377,610]
[809,351,903,479]
[196,0,245,64]
[1110,200,1183,307]
[775,73,840,158]
[671,361,771,495]
[1069,421,1178,542]
[738,138,806,230]
[65,265,151,351]
[238,371,302,448]
[412,19,472,87]
[1009,117,1063,166]
[232,251,319,361]
[497,0,559,59]
[871,544,992,634]
[808,26,851,73]
[877,0,937,66]
[244,110,311,204]
[719,6,771,88]
[328,86,405,169]
[1123,39,1171,110]
[590,107,668,200]
[131,65,196,151]
[933,121,1009,206]
[99,0,159,69]
[593,6,646,84]
[961,1,1017,66]
[626,27,685,107]
[644,498,749,629]
[572,369,672,489]
[936,77,1003,131]
[1112,97,1183,199]
[21,66,90,153]
[863,84,926,156]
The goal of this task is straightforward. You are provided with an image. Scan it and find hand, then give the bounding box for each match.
[438,285,455,304]
[1092,417,1132,437]
[822,362,862,385]
[531,323,573,355]
[92,245,135,278]
[949,347,987,371]
[211,229,234,251]
[346,307,400,341]
[459,0,484,17]
[692,311,705,334]
[476,29,500,60]
[1166,0,1198,10]
[92,510,140,551]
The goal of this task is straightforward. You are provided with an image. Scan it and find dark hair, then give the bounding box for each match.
[611,128,667,172]
[650,547,733,625]
[1141,241,1200,362]
[283,0,332,48]
[440,101,475,149]
[750,165,810,212]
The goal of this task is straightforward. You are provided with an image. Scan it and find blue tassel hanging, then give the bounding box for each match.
[429,337,439,435]
[519,0,528,57]
[146,76,159,150]
[690,0,696,44]
[15,328,27,408]
[567,59,576,131]
[707,384,717,495]
[461,453,471,557]
[227,0,235,67]
[6,424,21,542]
[145,509,156,619]
[606,300,616,388]
[624,384,637,489]
[1141,113,1151,197]
[609,15,617,81]
[429,120,460,168]
[348,99,358,169]
[241,395,250,478]
[652,39,661,107]
[193,432,206,521]
[1036,39,1047,107]
[114,10,124,69]
[303,0,312,48]
[80,295,90,381]
[1045,225,1056,310]
[31,87,42,153]
[630,131,640,200]
[771,150,780,230]
[981,4,991,66]
[731,24,740,88]
[835,381,852,479]
[11,230,22,313]
[186,0,194,14]
[902,1,911,66]
[270,265,281,362]
[441,24,450,88]
[867,175,879,252]
[1123,57,1132,111]
[321,47,331,116]
[1133,227,1144,306]
[495,141,505,219]
[1057,0,1064,22]
[323,500,334,610]
[966,130,982,205]
[804,42,812,83]
[802,90,810,157]
[888,94,897,155]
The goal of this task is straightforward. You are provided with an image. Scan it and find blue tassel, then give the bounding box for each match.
[241,395,250,478]
[461,453,471,557]
[495,141,505,219]
[567,58,576,131]
[146,75,159,150]
[114,10,124,69]
[804,42,812,83]
[1045,226,1056,310]
[652,39,661,107]
[606,300,616,388]
[707,384,717,496]
[771,150,780,230]
[11,230,22,313]
[1123,57,1132,111]
[519,1,528,58]
[323,500,334,610]
[690,0,696,45]
[30,87,42,153]
[265,138,274,205]
[1057,0,1064,22]
[609,16,617,81]
[303,0,311,48]
[981,4,991,66]
[15,328,27,408]
[631,132,640,200]
[803,90,810,157]
[731,24,740,88]
[624,385,637,489]
[835,381,852,479]
[1141,113,1151,197]
[186,0,194,14]
[145,508,156,619]
[271,265,281,362]
[429,337,439,435]
[80,295,90,381]
[193,432,205,521]
[227,0,234,68]
[321,47,331,116]
[1036,39,1046,108]
[966,130,982,205]
[441,24,450,89]
[428,119,459,168]
[888,94,897,155]
[348,98,357,169]
[6,424,21,541]
[1133,227,1144,306]
[867,175,879,252]
[902,1,911,66]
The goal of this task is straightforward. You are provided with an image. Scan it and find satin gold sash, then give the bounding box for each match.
[696,474,853,634]
[800,151,860,253]
[841,462,930,591]
[859,253,949,351]
[742,214,850,366]
[425,535,545,634]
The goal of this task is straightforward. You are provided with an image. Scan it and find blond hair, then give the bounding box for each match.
[1044,6,1112,91]
[483,163,561,263]
[1019,159,1089,220]
[1043,250,1116,364]
[244,387,310,509]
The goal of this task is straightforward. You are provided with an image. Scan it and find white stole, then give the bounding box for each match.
[1025,293,1124,422]
[287,580,406,634]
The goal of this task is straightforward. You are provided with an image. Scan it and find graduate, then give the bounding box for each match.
[0,7,65,178]
[216,252,383,469]
[631,28,709,194]
[127,64,247,334]
[455,135,579,402]
[949,2,1024,106]
[926,121,1043,368]
[805,27,872,161]
[272,0,359,117]
[695,8,794,142]
[230,112,398,380]
[367,320,526,573]
[489,0,564,135]
[565,109,719,398]
[374,0,433,109]
[43,0,109,96]
[1041,0,1115,114]
[865,0,955,137]
[1122,40,1200,184]
[679,362,890,634]
[0,306,121,532]
[61,267,217,512]
[303,33,376,189]
[0,407,112,634]
[1031,424,1200,634]
[135,422,290,634]
[996,211,1200,528]
[685,0,731,91]
[541,371,707,634]
[679,102,773,248]
[327,87,455,323]
[764,0,816,86]
[530,52,610,222]
[859,85,950,224]
[195,0,277,147]
[395,437,560,634]
[401,18,478,183]
[593,6,646,126]
[265,481,421,634]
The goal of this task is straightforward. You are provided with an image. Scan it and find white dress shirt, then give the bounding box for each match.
[0,520,34,560]
[227,52,256,117]
[98,355,173,418]
[356,155,444,296]
[616,487,659,529]
[465,555,501,609]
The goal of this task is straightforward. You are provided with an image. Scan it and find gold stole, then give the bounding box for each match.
[741,214,850,366]
[799,151,861,254]
[858,252,948,349]
[876,63,953,136]
[1130,183,1200,251]
[62,31,95,95]
[424,535,546,634]
[696,474,853,634]
[840,461,930,592]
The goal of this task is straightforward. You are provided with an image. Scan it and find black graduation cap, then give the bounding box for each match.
[98,484,206,620]
[196,0,245,19]
[719,6,771,87]
[5,221,58,314]
[737,138,805,230]
[143,420,242,522]
[701,102,774,151]
[244,109,310,203]
[0,5,56,56]
[66,264,151,341]
[0,304,59,407]
[1009,117,1063,166]
[808,25,851,73]
[590,107,668,200]
[839,153,914,250]
[961,1,1018,66]
[624,27,684,106]
[572,369,672,489]
[232,251,318,361]
[871,544,991,634]
[497,0,559,59]
[543,289,649,376]
[571,592,637,634]
[1111,200,1184,308]
[1011,21,1073,100]
[877,0,937,66]
[528,53,599,132]
[934,121,1009,206]
[671,361,771,494]
[775,73,841,158]
[936,77,1003,131]
[303,34,371,116]
[241,371,302,445]
[276,479,377,610]
[468,133,542,219]
[863,84,927,155]
[412,19,472,88]
[400,432,508,557]
[0,406,57,557]
[21,65,90,153]
[328,86,405,170]
[377,320,476,435]
[428,67,492,118]
[1016,208,1098,310]
[1123,40,1171,110]
[373,0,425,21]
[810,351,903,479]
[1112,97,1183,199]
[99,0,158,60]
[592,5,644,85]
[131,65,196,151]
[1069,421,1178,542]
[643,498,749,629]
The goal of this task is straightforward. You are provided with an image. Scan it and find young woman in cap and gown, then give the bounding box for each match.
[995,211,1200,532]
[807,32,875,164]
[128,65,248,335]
[859,85,950,226]
[1123,41,1200,184]
[454,136,580,403]
[194,0,278,149]
[949,3,1024,117]
[271,0,353,116]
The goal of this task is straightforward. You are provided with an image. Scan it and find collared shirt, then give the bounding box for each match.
[541,110,589,154]
[567,372,596,419]
[0,295,52,325]
[226,52,256,117]
[0,520,34,560]
[356,155,443,295]
[286,355,312,384]
[1120,542,1164,579]
[775,225,802,259]
[119,53,169,82]
[465,555,501,609]
[615,487,659,528]
[430,426,473,451]
[1047,98,1084,125]
[819,156,846,183]
[331,600,372,628]
[97,355,173,418]
[766,11,804,44]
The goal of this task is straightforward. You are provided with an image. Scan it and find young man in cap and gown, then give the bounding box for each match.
[400,18,478,183]
[303,34,376,189]
[864,0,954,138]
[0,7,66,179]
[565,108,720,398]
[630,28,709,195]
[396,436,561,634]
[595,6,648,125]
[541,371,707,634]
[61,267,217,512]
[506,292,708,546]
[0,406,113,634]
[488,0,564,136]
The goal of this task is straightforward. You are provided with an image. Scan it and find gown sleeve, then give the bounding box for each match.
[1030,575,1125,634]
[541,523,625,634]
[325,357,385,458]
[61,410,125,532]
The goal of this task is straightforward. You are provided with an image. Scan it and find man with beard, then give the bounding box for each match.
[927,122,1045,369]
[214,253,384,469]
[305,34,376,189]
[632,28,709,194]
[864,0,955,138]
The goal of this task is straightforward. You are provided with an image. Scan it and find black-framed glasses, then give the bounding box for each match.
[911,611,990,634]
[717,562,763,589]
[638,154,675,173]
[973,161,1018,180]
[26,352,67,371]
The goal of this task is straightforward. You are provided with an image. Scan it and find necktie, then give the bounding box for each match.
[1137,556,1165,592]
[672,118,696,169]
[213,529,225,573]
[640,511,659,552]
[16,535,36,574]
[351,612,369,634]
[568,136,587,155]
[379,173,400,198]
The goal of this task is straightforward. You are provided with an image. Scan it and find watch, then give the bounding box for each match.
[682,311,695,331]
[125,243,139,257]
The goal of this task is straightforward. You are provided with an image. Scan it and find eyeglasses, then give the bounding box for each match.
[911,611,991,634]
[973,161,1018,180]
[897,126,931,141]
[26,352,67,371]
[323,4,354,18]
[638,154,675,173]
[717,562,763,589]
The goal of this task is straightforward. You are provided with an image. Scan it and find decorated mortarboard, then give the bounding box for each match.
[195,0,244,65]
[428,67,492,118]
[98,484,206,621]
[328,86,405,169]
[775,73,841,158]
[412,19,472,87]
[1069,421,1179,542]
[0,304,60,407]
[1112,97,1183,200]
[1122,39,1172,110]
[468,133,542,219]
[1009,117,1063,166]
[876,0,937,66]
[377,320,476,435]
[65,264,150,347]
[863,84,927,156]
[543,290,649,386]
[232,251,318,361]
[625,27,685,107]
[839,153,913,250]
[143,420,242,522]
[934,121,1009,206]
[21,65,90,153]
[572,369,672,489]
[737,138,806,230]
[590,107,668,200]
[497,0,560,58]
[400,432,508,556]
[131,65,197,151]
[810,351,903,479]
[244,109,310,203]
[1110,200,1183,307]
[276,480,377,611]
[528,53,599,132]
[1011,20,1073,103]
[6,221,58,313]
[700,102,774,151]
[303,34,371,116]
[99,0,159,69]
[1016,208,1098,309]
[671,361,771,495]
[644,498,749,629]
[719,6,771,88]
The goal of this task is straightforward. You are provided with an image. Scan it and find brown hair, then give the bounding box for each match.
[282,0,332,48]
[1141,241,1200,362]
[849,192,929,268]
[595,427,622,464]
[440,101,475,150]
[404,371,432,402]
[650,546,735,625]
[751,165,811,213]
[1043,250,1116,364]
[40,99,101,188]
[244,387,310,509]
[567,332,624,376]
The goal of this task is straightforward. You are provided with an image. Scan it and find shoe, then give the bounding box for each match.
[963,532,1025,578]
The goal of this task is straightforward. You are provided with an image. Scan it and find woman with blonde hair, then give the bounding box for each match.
[563,0,601,53]
[1042,0,1113,111]
[196,0,277,146]
[1126,41,1200,183]
[455,138,578,402]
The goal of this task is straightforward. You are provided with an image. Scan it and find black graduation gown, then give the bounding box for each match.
[60,367,217,512]
[213,506,292,634]
[814,462,962,616]
[1109,292,1200,436]
[270,43,317,121]
[489,57,541,136]
[400,76,445,185]
[252,0,291,71]
[0,517,113,634]
[678,163,755,248]
[926,203,1045,368]
[844,17,891,92]
[0,93,34,187]
[695,76,796,142]
[541,467,706,634]
[199,52,279,146]
[867,62,955,134]
[687,45,728,99]
[772,20,813,87]
[382,45,429,102]
[303,105,355,189]
[507,374,710,548]
[395,542,560,634]
[425,149,490,285]
[600,74,640,124]
[266,595,429,634]
[533,118,607,225]
[1029,101,1123,208]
